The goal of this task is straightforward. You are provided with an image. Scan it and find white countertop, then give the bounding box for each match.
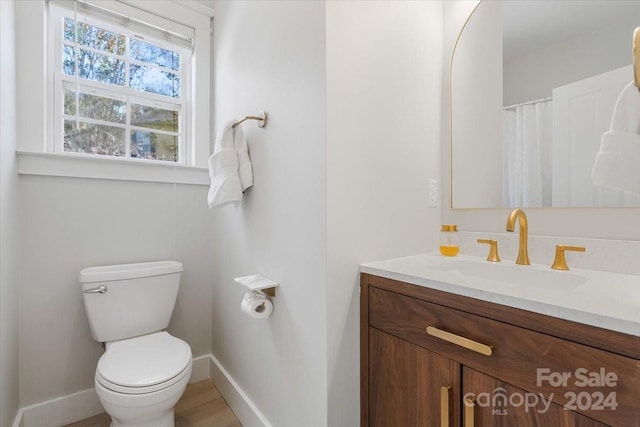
[361,253,640,337]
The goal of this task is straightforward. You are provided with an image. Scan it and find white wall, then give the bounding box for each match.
[8,0,215,409]
[325,1,442,425]
[17,177,214,406]
[14,0,46,154]
[1,0,445,421]
[450,0,502,208]
[0,1,20,425]
[504,21,634,106]
[211,3,444,426]
[211,1,328,426]
[443,1,640,241]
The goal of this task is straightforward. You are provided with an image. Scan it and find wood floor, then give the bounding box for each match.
[65,380,242,427]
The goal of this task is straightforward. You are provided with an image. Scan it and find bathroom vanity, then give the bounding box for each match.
[360,254,640,426]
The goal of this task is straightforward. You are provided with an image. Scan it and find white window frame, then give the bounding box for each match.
[15,0,213,184]
[50,2,191,164]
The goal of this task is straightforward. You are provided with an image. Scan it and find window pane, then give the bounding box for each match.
[129,39,180,71]
[131,103,178,132]
[63,45,76,76]
[79,92,126,124]
[129,64,180,98]
[78,49,125,86]
[77,21,126,55]
[65,88,126,124]
[64,120,125,157]
[64,88,76,115]
[131,130,178,162]
[64,18,75,42]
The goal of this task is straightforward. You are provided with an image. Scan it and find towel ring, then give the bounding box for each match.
[634,27,640,91]
[233,111,267,128]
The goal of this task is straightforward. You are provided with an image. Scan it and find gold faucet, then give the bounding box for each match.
[551,245,586,270]
[505,208,530,265]
[477,239,501,262]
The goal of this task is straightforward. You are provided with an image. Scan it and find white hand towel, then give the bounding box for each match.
[208,121,242,208]
[208,151,242,208]
[233,124,254,191]
[592,131,640,195]
[609,81,640,134]
[592,81,640,195]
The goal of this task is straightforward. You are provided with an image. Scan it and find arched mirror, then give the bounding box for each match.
[450,0,640,208]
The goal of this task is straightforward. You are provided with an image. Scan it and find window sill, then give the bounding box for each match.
[17,151,209,186]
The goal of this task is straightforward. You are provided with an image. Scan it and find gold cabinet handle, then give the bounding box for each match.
[426,326,493,356]
[551,245,586,271]
[440,386,450,427]
[464,397,475,427]
[477,239,501,262]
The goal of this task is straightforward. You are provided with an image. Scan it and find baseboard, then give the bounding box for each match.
[189,354,212,383]
[209,354,272,427]
[12,354,212,427]
[17,388,103,427]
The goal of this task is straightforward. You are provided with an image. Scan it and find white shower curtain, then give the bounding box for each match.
[502,99,553,207]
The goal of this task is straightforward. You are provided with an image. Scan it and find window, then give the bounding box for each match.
[50,1,193,164]
[16,0,211,181]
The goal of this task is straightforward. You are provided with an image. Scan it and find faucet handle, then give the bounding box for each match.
[477,239,501,262]
[551,245,586,271]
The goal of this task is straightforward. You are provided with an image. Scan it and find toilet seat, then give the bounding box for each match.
[96,332,192,395]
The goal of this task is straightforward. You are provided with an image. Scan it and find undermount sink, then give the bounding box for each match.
[428,260,588,290]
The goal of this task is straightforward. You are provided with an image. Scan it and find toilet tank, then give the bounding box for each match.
[80,261,183,343]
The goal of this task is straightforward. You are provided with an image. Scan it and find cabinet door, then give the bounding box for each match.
[369,327,459,427]
[462,367,609,427]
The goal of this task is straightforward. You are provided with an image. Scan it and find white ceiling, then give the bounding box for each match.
[503,0,640,62]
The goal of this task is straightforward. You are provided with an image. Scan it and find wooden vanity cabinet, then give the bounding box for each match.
[360,273,640,427]
[462,367,608,426]
[369,327,460,426]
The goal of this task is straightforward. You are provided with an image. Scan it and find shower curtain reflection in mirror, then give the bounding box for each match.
[502,98,553,207]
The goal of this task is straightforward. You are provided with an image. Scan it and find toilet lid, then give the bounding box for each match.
[97,332,191,388]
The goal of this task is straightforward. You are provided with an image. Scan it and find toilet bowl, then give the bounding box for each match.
[80,261,191,427]
[94,332,192,427]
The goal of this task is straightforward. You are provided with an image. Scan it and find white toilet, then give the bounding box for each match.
[80,261,192,427]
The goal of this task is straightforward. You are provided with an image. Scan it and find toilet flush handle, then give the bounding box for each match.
[83,285,108,294]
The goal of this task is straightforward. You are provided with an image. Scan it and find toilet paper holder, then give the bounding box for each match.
[234,274,279,297]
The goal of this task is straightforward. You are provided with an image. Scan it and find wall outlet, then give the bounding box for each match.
[427,179,438,207]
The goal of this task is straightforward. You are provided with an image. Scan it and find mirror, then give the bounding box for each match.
[451,0,640,208]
